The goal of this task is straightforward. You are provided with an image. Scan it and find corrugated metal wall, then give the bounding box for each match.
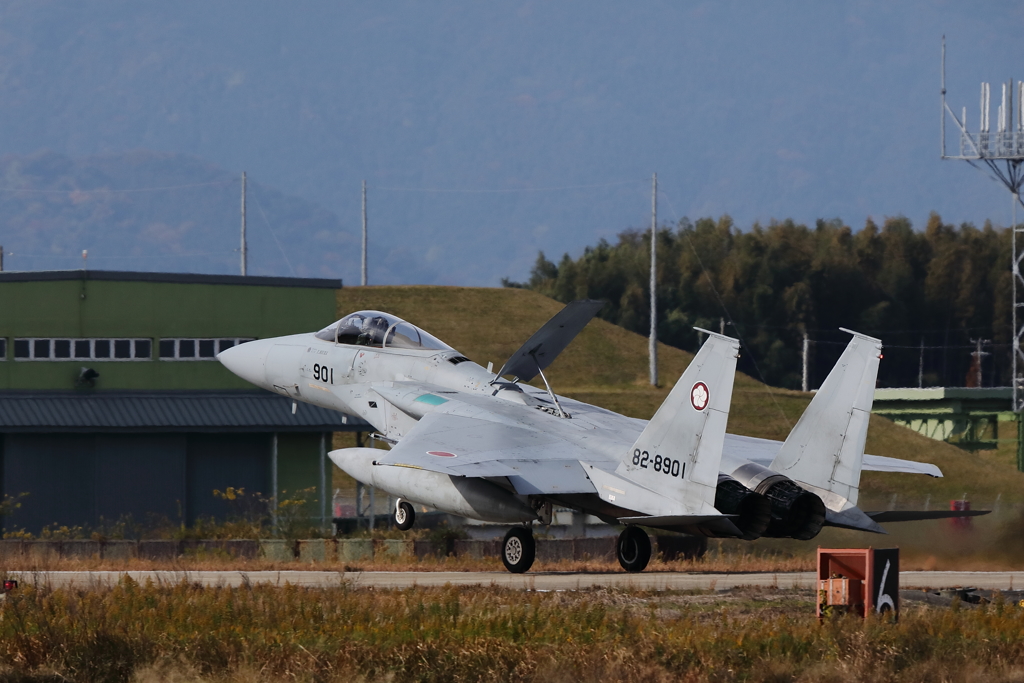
[185,433,271,523]
[1,432,283,532]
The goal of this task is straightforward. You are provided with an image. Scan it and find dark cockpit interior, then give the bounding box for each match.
[315,311,452,350]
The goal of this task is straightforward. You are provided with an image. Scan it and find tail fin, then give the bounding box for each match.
[770,329,881,509]
[616,330,740,515]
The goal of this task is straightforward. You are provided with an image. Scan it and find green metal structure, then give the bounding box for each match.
[872,387,1023,469]
[0,270,351,533]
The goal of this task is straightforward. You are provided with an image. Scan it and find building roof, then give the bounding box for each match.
[0,390,370,433]
[0,269,342,289]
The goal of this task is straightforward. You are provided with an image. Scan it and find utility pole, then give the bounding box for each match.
[649,172,657,386]
[361,180,368,286]
[0,245,4,272]
[801,332,809,392]
[240,172,247,276]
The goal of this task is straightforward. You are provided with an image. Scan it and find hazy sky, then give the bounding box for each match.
[0,1,1022,284]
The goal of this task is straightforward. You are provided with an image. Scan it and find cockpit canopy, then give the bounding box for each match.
[315,310,453,351]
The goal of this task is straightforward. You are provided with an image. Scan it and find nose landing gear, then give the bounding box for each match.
[501,526,536,573]
[394,499,415,530]
[617,525,651,573]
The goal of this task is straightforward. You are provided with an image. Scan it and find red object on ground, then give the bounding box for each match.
[950,500,972,529]
[816,548,899,619]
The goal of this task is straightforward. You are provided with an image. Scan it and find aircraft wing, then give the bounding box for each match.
[371,409,599,496]
[723,433,943,477]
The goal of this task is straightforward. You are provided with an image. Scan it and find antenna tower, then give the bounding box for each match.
[941,37,1024,409]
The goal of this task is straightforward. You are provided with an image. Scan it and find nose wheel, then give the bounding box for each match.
[394,499,415,530]
[617,526,651,573]
[501,526,536,573]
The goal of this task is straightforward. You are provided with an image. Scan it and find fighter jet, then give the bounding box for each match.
[219,303,753,572]
[217,301,980,572]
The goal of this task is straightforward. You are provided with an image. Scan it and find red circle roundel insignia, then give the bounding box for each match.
[427,451,457,458]
[690,382,710,411]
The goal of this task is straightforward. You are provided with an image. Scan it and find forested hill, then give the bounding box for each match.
[508,215,1009,390]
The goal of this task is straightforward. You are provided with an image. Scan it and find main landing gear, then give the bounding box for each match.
[501,526,536,573]
[617,525,651,573]
[394,499,415,531]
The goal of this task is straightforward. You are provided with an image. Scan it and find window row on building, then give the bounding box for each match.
[2,338,253,361]
[159,338,251,360]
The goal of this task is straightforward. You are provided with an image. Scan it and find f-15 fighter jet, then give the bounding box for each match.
[217,301,978,573]
[219,303,750,572]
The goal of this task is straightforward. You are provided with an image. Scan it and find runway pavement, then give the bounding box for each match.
[7,570,1024,591]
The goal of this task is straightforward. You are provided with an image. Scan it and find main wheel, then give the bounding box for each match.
[617,526,651,573]
[501,526,536,573]
[394,500,415,531]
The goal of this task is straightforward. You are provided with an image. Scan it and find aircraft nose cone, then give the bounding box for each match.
[217,339,273,388]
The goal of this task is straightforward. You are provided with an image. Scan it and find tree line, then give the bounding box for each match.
[505,214,1011,390]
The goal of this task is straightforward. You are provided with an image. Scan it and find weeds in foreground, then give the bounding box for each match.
[2,581,1024,682]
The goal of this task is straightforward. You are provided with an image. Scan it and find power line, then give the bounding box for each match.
[248,186,297,277]
[0,179,236,194]
[658,188,792,428]
[370,179,643,194]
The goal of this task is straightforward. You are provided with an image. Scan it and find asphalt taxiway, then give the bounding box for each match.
[8,570,1024,591]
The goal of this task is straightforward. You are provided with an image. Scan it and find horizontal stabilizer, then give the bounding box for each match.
[867,509,991,523]
[497,299,604,381]
[824,507,886,534]
[862,454,942,477]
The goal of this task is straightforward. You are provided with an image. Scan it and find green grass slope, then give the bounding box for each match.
[336,286,1024,509]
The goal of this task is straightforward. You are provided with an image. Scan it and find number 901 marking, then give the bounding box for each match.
[313,363,334,384]
[631,448,683,478]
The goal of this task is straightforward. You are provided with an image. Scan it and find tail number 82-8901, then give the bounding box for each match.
[631,449,684,478]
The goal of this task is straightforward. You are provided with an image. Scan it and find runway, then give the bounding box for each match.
[8,570,1024,591]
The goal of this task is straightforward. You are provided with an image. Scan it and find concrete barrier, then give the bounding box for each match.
[453,539,500,559]
[62,540,102,560]
[102,540,138,561]
[298,539,332,563]
[0,540,23,560]
[259,539,295,562]
[139,540,181,560]
[535,539,574,563]
[25,540,61,562]
[375,539,413,560]
[337,539,373,562]
[414,539,445,558]
[217,540,259,559]
[573,537,616,561]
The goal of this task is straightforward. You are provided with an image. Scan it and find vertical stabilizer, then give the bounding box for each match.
[617,330,740,514]
[771,330,881,509]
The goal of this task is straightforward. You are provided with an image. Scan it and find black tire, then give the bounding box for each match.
[617,526,651,573]
[501,527,536,574]
[394,500,415,531]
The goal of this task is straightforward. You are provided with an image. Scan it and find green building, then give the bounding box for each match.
[0,270,362,533]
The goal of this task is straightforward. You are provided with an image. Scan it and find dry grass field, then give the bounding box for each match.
[4,580,1024,682]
